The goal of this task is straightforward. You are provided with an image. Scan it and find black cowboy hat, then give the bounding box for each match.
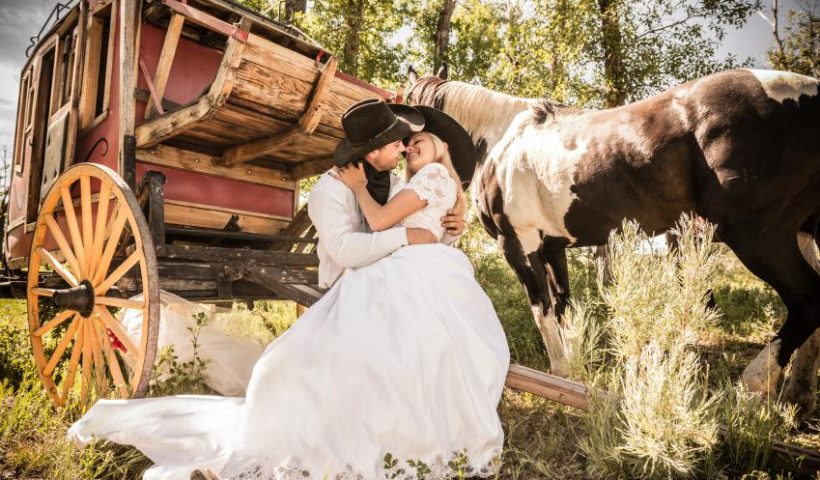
[406,106,477,185]
[333,99,425,167]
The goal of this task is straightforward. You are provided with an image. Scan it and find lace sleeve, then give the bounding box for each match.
[402,163,455,206]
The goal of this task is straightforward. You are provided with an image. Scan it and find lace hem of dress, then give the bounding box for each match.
[221,448,503,480]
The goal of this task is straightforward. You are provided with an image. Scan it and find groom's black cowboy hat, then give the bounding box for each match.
[333,99,425,167]
[407,106,477,185]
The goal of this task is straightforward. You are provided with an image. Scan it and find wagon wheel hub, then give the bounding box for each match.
[51,279,95,318]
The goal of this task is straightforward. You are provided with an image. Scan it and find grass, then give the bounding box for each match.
[1,218,818,479]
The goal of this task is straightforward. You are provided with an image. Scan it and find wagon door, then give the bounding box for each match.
[36,18,83,212]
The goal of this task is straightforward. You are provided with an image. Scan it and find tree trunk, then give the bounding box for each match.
[342,0,365,75]
[433,0,457,72]
[285,0,307,20]
[598,0,626,107]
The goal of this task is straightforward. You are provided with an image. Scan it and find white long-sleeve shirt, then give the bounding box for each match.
[308,170,460,288]
[308,172,408,288]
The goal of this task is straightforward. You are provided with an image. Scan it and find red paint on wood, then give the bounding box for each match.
[136,163,294,218]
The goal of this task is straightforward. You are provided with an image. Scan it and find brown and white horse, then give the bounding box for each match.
[408,67,820,409]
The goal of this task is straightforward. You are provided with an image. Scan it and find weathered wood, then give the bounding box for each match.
[243,266,322,307]
[118,0,138,177]
[288,156,334,180]
[162,0,249,43]
[135,27,247,147]
[139,58,164,116]
[220,125,303,166]
[79,11,103,127]
[165,226,316,245]
[298,56,338,134]
[136,144,295,187]
[144,12,184,119]
[164,200,290,235]
[159,244,318,266]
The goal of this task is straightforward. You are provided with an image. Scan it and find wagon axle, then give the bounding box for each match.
[51,279,95,318]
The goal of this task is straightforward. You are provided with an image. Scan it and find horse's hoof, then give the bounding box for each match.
[191,469,222,480]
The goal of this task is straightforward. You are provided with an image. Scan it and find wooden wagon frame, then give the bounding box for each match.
[0,0,602,422]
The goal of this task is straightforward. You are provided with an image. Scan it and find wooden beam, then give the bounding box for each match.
[134,20,248,147]
[298,56,338,134]
[118,0,138,177]
[159,244,319,267]
[161,0,249,43]
[288,156,334,180]
[144,12,184,119]
[136,144,296,188]
[220,125,303,166]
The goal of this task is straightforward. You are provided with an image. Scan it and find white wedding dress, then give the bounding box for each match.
[68,163,511,480]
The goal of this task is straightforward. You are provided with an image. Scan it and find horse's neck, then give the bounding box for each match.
[438,86,541,158]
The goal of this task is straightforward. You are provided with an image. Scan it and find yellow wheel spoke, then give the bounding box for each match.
[60,186,87,277]
[33,310,73,337]
[45,214,82,279]
[81,176,94,277]
[80,320,92,405]
[96,296,144,310]
[95,250,141,296]
[90,181,113,279]
[93,207,128,285]
[43,315,80,377]
[87,319,108,397]
[60,320,84,400]
[94,306,137,368]
[99,323,130,398]
[36,247,78,287]
[31,287,56,298]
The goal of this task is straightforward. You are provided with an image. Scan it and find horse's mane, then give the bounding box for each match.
[408,77,561,143]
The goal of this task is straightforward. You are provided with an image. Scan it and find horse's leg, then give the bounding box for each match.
[498,232,569,376]
[783,223,820,416]
[728,230,820,398]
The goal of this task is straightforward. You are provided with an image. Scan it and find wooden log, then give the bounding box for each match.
[144,12,185,119]
[136,144,295,187]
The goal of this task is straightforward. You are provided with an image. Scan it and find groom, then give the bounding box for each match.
[308,99,465,288]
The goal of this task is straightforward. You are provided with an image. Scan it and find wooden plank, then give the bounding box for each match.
[136,144,295,188]
[162,0,249,43]
[164,200,290,235]
[298,56,338,134]
[145,12,184,119]
[505,364,598,410]
[159,244,319,266]
[78,13,103,128]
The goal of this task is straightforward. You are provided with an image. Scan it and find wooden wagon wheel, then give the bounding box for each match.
[27,163,159,408]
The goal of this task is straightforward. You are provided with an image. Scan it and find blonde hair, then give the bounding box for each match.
[406,132,468,220]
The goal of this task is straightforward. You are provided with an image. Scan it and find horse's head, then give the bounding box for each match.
[405,64,449,110]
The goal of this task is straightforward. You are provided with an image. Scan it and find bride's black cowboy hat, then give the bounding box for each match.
[408,105,477,185]
[333,99,425,167]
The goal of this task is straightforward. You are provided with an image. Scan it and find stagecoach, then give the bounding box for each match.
[0,0,395,407]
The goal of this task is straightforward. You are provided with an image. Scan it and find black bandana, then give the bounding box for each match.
[363,161,391,206]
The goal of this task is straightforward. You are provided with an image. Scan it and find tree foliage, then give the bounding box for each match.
[767,0,819,77]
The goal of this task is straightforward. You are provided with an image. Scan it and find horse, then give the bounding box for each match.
[407,66,820,412]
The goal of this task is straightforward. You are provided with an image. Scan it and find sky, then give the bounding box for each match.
[0,0,804,151]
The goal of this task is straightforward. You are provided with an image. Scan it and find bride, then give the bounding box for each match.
[68,101,510,480]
